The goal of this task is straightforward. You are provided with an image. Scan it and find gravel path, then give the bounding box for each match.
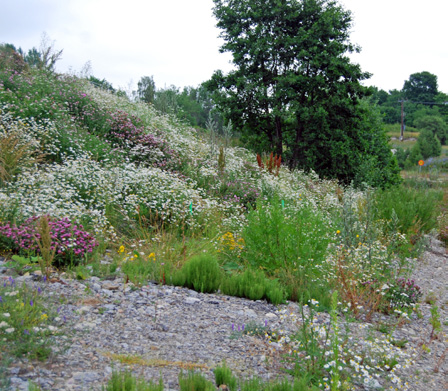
[1,236,446,391]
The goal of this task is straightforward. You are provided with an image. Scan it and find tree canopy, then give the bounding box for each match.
[206,0,400,187]
[403,71,438,103]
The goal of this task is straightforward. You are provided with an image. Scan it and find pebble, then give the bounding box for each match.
[0,236,446,390]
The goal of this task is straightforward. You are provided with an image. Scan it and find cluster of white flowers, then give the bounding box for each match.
[266,304,416,390]
[0,313,14,334]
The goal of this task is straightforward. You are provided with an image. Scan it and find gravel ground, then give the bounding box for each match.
[0,236,446,391]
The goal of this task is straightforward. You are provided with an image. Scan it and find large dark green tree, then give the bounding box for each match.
[403,71,438,103]
[207,0,400,186]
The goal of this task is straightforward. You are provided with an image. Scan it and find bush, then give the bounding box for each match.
[102,370,163,391]
[220,268,286,305]
[417,128,442,159]
[394,147,410,169]
[214,361,237,391]
[383,278,423,311]
[219,177,260,209]
[0,216,98,267]
[178,371,215,391]
[242,198,331,273]
[179,254,223,293]
[373,185,443,238]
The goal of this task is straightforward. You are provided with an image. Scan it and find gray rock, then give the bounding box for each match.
[185,297,201,305]
[73,371,101,382]
[102,282,120,290]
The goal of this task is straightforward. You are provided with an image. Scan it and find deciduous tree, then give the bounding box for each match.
[207,0,399,186]
[403,71,438,103]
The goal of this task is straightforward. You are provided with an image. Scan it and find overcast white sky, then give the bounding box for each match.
[1,0,447,94]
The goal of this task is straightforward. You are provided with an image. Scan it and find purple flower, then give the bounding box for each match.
[231,323,234,331]
[30,300,33,307]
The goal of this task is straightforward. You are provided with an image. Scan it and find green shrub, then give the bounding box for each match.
[102,370,163,391]
[181,254,223,293]
[373,184,443,237]
[0,277,61,361]
[214,361,237,391]
[239,376,319,391]
[417,128,442,159]
[220,268,286,305]
[178,371,215,391]
[242,198,331,274]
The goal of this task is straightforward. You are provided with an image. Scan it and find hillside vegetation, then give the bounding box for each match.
[1,50,447,390]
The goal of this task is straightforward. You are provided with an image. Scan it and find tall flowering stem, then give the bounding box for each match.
[33,215,57,279]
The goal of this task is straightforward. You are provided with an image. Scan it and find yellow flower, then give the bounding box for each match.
[41,313,48,321]
[148,252,156,260]
[118,245,125,253]
[336,230,341,234]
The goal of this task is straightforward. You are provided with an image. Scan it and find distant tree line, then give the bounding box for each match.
[134,75,225,131]
[372,71,448,167]
[1,33,63,72]
[5,1,446,186]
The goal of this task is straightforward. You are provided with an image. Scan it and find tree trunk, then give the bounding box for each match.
[275,115,283,157]
[289,120,304,169]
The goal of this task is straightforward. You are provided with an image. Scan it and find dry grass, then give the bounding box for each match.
[103,352,209,370]
[387,131,420,139]
[0,131,44,185]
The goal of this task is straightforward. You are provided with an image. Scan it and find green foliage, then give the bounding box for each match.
[371,88,403,124]
[88,76,116,93]
[154,85,180,115]
[102,370,164,391]
[218,146,225,175]
[404,143,424,168]
[373,185,443,237]
[383,278,422,312]
[121,251,162,286]
[0,277,61,361]
[242,199,331,273]
[414,115,448,145]
[0,43,28,75]
[429,305,442,339]
[214,361,237,391]
[28,382,43,391]
[220,268,286,305]
[179,254,223,294]
[240,377,319,391]
[403,71,438,103]
[207,0,401,187]
[178,371,215,391]
[417,128,442,159]
[394,147,410,169]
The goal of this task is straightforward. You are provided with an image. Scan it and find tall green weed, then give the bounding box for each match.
[242,198,332,273]
[373,184,443,238]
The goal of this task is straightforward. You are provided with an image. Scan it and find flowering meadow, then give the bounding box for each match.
[0,53,447,390]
